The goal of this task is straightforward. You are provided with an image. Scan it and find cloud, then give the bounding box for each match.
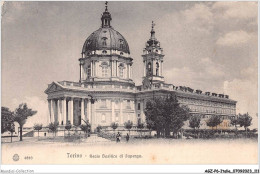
[223,63,258,128]
[213,2,258,20]
[224,78,258,128]
[216,30,253,46]
[164,57,225,92]
[181,3,213,25]
[11,96,49,127]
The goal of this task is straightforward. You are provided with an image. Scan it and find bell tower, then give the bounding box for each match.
[142,21,164,88]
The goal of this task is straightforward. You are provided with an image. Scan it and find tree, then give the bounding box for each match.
[14,103,37,141]
[124,120,133,135]
[110,122,118,137]
[65,121,72,135]
[137,122,144,137]
[33,124,43,140]
[2,107,15,143]
[189,115,201,130]
[230,115,239,136]
[8,123,15,143]
[238,113,252,137]
[189,115,201,138]
[80,122,91,136]
[48,122,59,137]
[80,124,88,133]
[1,107,14,133]
[145,98,165,137]
[146,119,154,136]
[81,119,91,136]
[206,115,223,130]
[145,95,191,138]
[96,125,102,133]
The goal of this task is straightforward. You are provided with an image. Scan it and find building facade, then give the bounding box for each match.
[45,4,237,131]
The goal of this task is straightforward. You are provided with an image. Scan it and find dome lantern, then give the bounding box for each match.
[101,1,112,28]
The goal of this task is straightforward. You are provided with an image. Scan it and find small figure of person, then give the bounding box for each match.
[116,132,121,143]
[126,133,130,142]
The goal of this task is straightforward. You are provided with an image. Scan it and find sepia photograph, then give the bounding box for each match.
[1,0,258,172]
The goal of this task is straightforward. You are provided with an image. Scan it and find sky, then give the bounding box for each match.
[1,1,258,128]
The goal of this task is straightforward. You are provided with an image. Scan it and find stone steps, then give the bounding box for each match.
[82,134,112,143]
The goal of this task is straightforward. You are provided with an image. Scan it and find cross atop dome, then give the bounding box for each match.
[105,1,108,12]
[152,21,155,29]
[150,21,156,40]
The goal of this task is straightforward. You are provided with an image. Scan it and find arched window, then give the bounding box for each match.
[119,63,124,78]
[156,62,159,76]
[102,37,107,46]
[102,50,107,54]
[101,62,109,77]
[147,62,152,75]
[87,65,91,78]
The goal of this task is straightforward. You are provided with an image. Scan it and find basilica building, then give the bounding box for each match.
[45,4,237,131]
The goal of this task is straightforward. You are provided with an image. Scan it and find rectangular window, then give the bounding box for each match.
[137,103,140,110]
[126,100,131,109]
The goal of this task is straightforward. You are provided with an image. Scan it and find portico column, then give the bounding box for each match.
[58,99,62,125]
[48,99,52,124]
[90,100,96,132]
[87,99,91,123]
[81,98,85,123]
[52,99,56,123]
[62,98,67,125]
[69,98,74,125]
[140,100,145,122]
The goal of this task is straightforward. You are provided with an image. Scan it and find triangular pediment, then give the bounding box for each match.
[44,82,64,94]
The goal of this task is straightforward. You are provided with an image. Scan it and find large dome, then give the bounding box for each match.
[82,27,130,55]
